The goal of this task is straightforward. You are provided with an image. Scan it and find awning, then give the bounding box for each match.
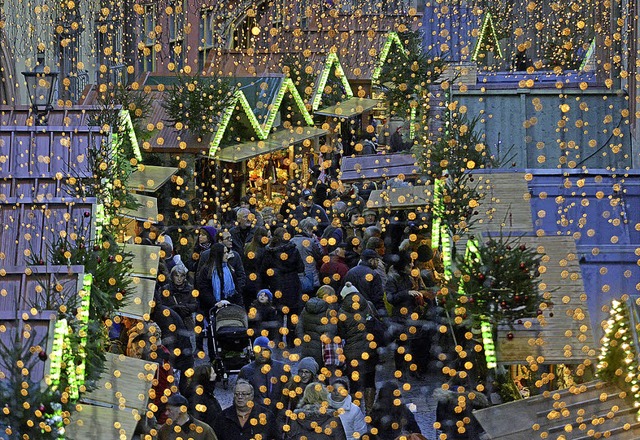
[340,153,420,181]
[118,276,156,319]
[216,126,328,163]
[122,244,160,278]
[315,97,379,118]
[118,193,158,222]
[126,165,178,192]
[367,185,433,209]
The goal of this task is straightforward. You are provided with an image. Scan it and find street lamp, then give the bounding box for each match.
[22,50,59,125]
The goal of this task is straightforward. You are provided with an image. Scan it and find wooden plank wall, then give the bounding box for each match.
[497,236,596,364]
[340,153,420,181]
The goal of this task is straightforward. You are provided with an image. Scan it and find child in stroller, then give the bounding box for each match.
[248,289,281,340]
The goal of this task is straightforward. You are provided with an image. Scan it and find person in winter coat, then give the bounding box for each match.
[229,208,257,255]
[183,364,222,427]
[213,379,276,440]
[249,289,280,340]
[292,188,330,232]
[369,381,421,440]
[243,226,270,306]
[344,249,387,316]
[160,264,197,330]
[337,283,378,414]
[319,243,350,293]
[159,394,218,440]
[328,377,368,440]
[295,285,338,366]
[280,356,320,416]
[344,236,362,269]
[434,380,489,439]
[260,227,305,316]
[290,217,325,295]
[283,382,346,440]
[185,225,217,273]
[196,242,245,311]
[238,336,290,411]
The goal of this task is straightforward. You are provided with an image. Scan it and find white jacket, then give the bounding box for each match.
[328,394,368,440]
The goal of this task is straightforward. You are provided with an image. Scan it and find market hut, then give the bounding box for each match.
[206,75,327,206]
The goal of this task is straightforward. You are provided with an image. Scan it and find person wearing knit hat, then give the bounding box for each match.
[316,285,335,300]
[297,356,319,376]
[280,356,320,414]
[339,282,359,299]
[257,288,273,302]
[160,393,218,440]
[238,336,290,411]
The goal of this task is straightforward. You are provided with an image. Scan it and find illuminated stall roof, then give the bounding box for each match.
[118,193,159,223]
[371,32,408,84]
[314,98,379,118]
[209,76,315,158]
[311,52,354,111]
[215,126,328,163]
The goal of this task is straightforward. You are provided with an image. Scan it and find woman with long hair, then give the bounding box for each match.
[196,242,244,311]
[369,381,421,440]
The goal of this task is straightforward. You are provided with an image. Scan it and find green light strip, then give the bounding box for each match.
[48,318,68,389]
[481,319,497,369]
[210,78,316,157]
[431,178,443,250]
[76,274,92,386]
[311,52,354,111]
[371,32,407,84]
[95,203,106,244]
[441,225,452,281]
[472,12,503,62]
[120,110,143,162]
[459,237,480,295]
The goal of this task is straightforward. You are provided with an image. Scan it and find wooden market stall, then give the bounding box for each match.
[207,75,327,207]
[340,153,420,182]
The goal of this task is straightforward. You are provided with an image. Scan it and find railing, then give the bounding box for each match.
[96,63,126,87]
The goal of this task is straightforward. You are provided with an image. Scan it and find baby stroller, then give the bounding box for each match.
[207,304,254,388]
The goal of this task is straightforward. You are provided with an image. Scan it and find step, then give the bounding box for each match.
[546,406,637,434]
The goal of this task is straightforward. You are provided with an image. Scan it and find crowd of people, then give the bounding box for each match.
[111,178,484,440]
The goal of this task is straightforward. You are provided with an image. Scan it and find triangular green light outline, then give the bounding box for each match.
[472,12,503,62]
[311,52,354,111]
[371,32,408,84]
[209,78,315,157]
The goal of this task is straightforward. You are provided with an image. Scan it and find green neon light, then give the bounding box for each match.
[441,225,452,281]
[481,319,497,368]
[371,32,407,84]
[48,318,68,388]
[459,237,481,295]
[472,12,503,62]
[209,78,316,157]
[579,38,596,71]
[120,110,143,162]
[311,52,354,111]
[76,274,92,386]
[431,178,444,250]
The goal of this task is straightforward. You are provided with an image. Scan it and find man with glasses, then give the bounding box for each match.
[212,379,275,440]
[229,208,256,255]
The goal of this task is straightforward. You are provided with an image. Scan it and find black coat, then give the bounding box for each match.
[260,242,305,312]
[242,244,266,298]
[159,281,197,329]
[344,263,386,314]
[434,387,489,439]
[186,384,222,427]
[295,297,338,366]
[385,268,418,319]
[369,404,421,440]
[230,225,256,255]
[337,292,377,375]
[195,249,246,312]
[213,404,276,440]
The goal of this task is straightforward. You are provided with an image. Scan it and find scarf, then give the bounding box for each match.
[211,263,236,303]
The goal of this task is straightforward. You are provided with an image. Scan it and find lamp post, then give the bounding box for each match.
[22,50,59,125]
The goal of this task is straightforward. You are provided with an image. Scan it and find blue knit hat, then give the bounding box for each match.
[254,336,271,349]
[257,289,273,301]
